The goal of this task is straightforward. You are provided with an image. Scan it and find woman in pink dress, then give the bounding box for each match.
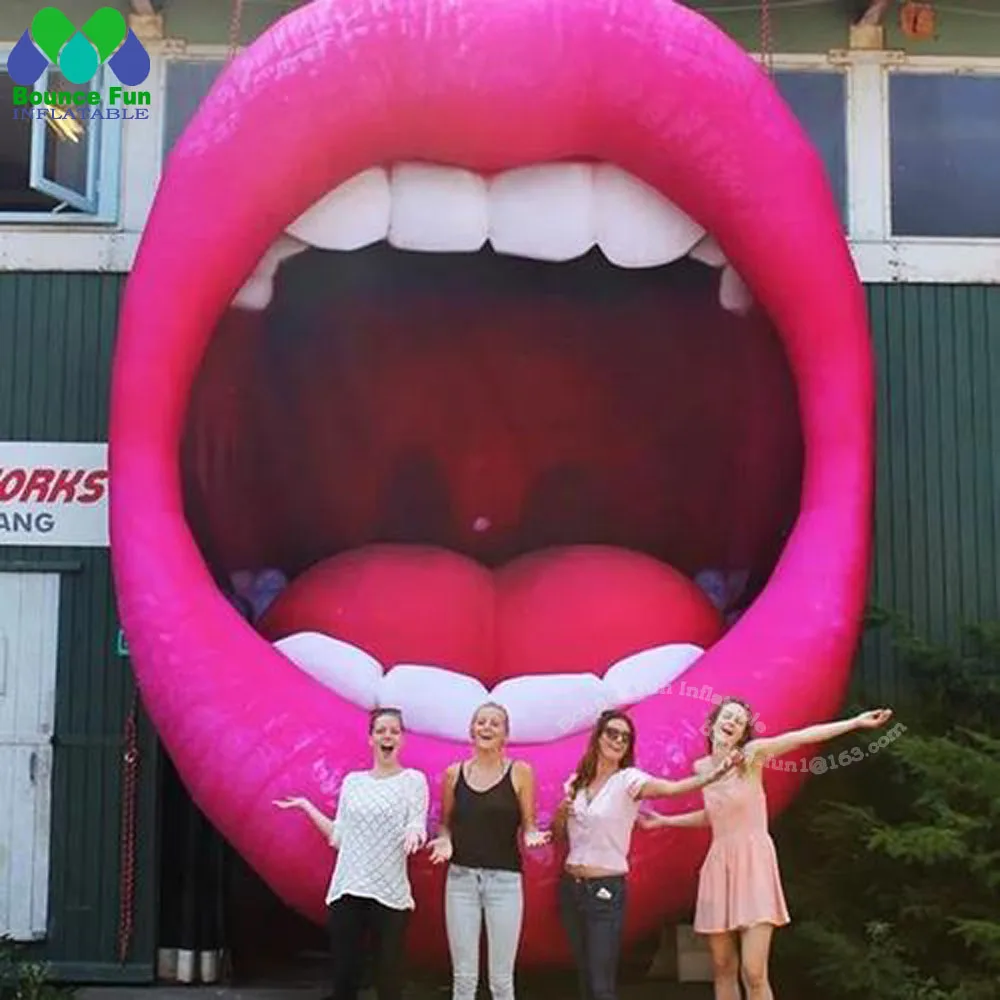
[641,697,893,1000]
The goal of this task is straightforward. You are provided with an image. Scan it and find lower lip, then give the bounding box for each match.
[109,0,872,969]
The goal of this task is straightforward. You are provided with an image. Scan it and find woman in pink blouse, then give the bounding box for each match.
[552,709,735,1000]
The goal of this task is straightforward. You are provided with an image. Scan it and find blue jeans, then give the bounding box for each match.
[445,864,524,1000]
[559,874,627,1000]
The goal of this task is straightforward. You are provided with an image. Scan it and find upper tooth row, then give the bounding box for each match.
[286,162,709,268]
[234,161,753,315]
[274,631,703,744]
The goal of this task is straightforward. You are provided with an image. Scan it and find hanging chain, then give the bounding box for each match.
[760,0,774,76]
[117,691,140,964]
[228,0,245,62]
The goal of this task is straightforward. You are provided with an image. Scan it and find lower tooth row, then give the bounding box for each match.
[274,632,703,743]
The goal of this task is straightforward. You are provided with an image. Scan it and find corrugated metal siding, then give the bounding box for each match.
[1,273,998,974]
[0,273,159,982]
[856,284,1000,703]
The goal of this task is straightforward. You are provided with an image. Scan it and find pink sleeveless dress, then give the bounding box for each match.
[693,770,790,933]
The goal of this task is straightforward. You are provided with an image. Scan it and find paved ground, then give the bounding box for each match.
[76,987,712,1000]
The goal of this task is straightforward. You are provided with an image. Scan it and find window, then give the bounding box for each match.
[163,59,225,156]
[0,63,121,223]
[773,69,848,222]
[889,71,1000,238]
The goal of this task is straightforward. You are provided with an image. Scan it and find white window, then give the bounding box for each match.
[0,59,122,224]
[772,67,849,223]
[163,57,225,156]
[887,69,1000,239]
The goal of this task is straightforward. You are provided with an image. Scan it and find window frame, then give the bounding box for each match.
[160,50,228,159]
[1,41,999,283]
[755,50,1000,283]
[0,46,123,225]
[766,60,850,226]
[884,60,1000,242]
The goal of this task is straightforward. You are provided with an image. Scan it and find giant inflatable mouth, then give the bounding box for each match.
[110,0,873,969]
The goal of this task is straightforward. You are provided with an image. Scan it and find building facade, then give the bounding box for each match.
[0,0,998,983]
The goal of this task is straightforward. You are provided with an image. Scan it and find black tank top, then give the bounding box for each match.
[450,762,522,872]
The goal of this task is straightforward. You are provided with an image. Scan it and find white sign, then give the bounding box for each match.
[0,442,108,547]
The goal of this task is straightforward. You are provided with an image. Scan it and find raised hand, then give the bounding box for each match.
[523,829,551,848]
[272,796,307,810]
[711,747,743,779]
[427,835,453,865]
[855,708,893,730]
[637,811,667,830]
[403,829,425,855]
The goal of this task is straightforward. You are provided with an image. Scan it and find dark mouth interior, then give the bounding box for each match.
[180,244,803,621]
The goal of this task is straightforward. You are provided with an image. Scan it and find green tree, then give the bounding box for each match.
[770,614,1000,1000]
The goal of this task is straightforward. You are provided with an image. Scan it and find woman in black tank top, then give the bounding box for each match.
[428,702,550,1000]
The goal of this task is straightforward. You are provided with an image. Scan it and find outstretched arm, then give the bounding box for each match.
[273,795,336,842]
[638,809,708,830]
[633,750,740,800]
[747,708,893,762]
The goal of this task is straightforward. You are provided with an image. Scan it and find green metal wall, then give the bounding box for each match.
[857,284,1000,703]
[1,273,998,978]
[0,273,159,982]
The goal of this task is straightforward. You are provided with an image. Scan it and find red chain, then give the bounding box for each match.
[228,0,244,61]
[117,694,139,964]
[760,0,774,75]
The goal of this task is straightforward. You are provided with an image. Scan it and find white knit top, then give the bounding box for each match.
[325,768,429,910]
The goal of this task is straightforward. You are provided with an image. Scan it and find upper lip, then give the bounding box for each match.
[109,0,873,944]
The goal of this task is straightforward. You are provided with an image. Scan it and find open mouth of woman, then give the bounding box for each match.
[110,0,873,967]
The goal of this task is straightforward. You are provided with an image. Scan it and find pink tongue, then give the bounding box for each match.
[259,544,722,684]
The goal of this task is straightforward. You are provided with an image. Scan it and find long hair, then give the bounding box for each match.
[704,697,755,752]
[568,710,636,798]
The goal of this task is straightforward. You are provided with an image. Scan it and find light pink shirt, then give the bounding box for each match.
[565,767,652,874]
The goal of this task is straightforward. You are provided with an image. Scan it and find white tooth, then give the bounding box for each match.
[378,665,488,742]
[603,643,704,709]
[719,266,754,315]
[232,235,308,311]
[594,164,704,268]
[689,234,727,268]
[275,632,383,709]
[488,163,595,262]
[388,163,488,252]
[286,167,390,250]
[489,674,609,743]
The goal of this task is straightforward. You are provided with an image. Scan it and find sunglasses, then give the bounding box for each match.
[602,724,632,745]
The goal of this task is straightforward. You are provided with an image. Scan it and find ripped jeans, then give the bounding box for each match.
[445,864,524,1000]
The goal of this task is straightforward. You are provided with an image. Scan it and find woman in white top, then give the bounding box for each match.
[274,707,429,1000]
[552,709,736,1000]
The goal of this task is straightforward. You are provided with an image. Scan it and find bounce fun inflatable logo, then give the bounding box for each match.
[6,6,150,87]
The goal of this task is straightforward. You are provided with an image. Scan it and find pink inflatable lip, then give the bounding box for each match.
[110,0,873,967]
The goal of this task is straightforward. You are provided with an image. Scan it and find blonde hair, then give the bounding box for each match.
[469,701,510,738]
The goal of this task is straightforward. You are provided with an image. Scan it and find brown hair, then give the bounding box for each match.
[705,697,755,752]
[369,707,404,733]
[568,710,636,798]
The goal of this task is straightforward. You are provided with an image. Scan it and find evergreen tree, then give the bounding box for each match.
[770,612,1000,1000]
